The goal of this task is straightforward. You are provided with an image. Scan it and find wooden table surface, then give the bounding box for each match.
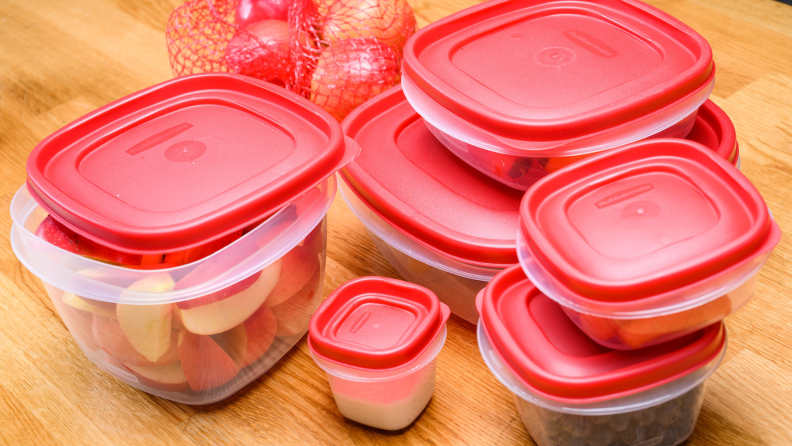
[1,0,791,444]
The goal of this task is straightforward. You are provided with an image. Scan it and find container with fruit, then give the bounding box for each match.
[477,264,727,446]
[518,138,779,350]
[402,0,716,190]
[10,73,358,404]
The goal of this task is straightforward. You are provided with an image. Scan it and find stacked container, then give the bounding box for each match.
[11,73,358,404]
[402,0,719,190]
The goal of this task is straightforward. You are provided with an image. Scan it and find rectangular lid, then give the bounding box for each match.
[403,0,713,144]
[26,73,356,254]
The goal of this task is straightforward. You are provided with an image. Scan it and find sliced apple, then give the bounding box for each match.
[300,223,324,255]
[59,303,101,352]
[123,361,190,393]
[116,274,175,363]
[178,330,240,392]
[271,264,322,337]
[163,229,243,266]
[176,260,282,335]
[212,304,277,368]
[63,292,117,319]
[266,246,319,308]
[93,315,180,366]
[578,313,618,343]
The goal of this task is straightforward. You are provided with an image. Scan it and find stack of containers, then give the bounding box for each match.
[10,73,359,404]
[401,0,729,190]
[477,139,779,444]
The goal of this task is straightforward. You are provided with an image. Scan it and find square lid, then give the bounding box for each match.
[478,265,726,403]
[341,86,524,267]
[26,74,357,254]
[309,277,450,370]
[403,0,713,144]
[520,138,778,302]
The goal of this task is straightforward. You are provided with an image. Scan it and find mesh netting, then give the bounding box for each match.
[166,0,415,120]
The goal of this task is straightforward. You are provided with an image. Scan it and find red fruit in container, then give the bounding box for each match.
[235,0,291,26]
[13,73,358,404]
[271,264,322,336]
[265,245,319,308]
[477,264,727,446]
[321,0,416,50]
[225,19,294,87]
[518,138,780,349]
[36,216,142,265]
[310,37,401,121]
[402,0,715,190]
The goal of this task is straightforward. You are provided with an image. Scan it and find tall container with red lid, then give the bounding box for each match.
[518,138,780,350]
[478,265,727,446]
[339,86,525,324]
[10,73,359,404]
[402,0,715,190]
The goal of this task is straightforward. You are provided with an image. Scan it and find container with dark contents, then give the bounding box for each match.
[11,73,359,404]
[518,138,779,349]
[339,86,524,324]
[402,0,715,190]
[309,277,450,430]
[477,265,726,446]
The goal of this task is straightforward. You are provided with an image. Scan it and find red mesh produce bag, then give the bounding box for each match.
[166,0,415,120]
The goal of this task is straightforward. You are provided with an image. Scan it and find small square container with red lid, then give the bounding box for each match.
[477,264,727,446]
[402,0,715,190]
[10,73,359,404]
[339,85,525,324]
[518,138,780,350]
[309,277,450,430]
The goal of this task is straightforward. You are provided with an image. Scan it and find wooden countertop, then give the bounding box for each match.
[1,0,791,444]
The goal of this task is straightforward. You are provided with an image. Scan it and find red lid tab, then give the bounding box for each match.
[341,86,524,267]
[520,139,776,302]
[309,277,450,370]
[403,0,713,144]
[479,265,726,403]
[26,74,356,254]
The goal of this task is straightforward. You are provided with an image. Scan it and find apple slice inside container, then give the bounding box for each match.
[93,315,180,366]
[271,261,322,337]
[123,361,190,393]
[63,292,117,319]
[175,260,283,335]
[115,273,175,363]
[266,246,319,308]
[212,304,277,368]
[300,222,324,255]
[60,304,101,352]
[178,330,240,392]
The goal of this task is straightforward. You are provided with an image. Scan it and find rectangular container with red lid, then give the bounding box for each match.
[518,138,780,350]
[10,73,358,404]
[309,277,450,430]
[477,265,727,446]
[339,86,525,324]
[402,0,715,190]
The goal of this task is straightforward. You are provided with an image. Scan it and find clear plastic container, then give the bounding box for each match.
[338,175,501,324]
[10,177,335,404]
[312,326,446,430]
[478,322,724,446]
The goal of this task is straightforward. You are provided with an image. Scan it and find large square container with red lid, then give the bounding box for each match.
[477,264,727,446]
[402,0,715,190]
[10,73,358,404]
[339,86,525,324]
[518,138,780,350]
[309,277,450,430]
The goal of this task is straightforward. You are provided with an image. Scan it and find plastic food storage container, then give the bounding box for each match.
[477,264,727,446]
[10,73,358,404]
[309,277,450,430]
[339,86,524,324]
[686,99,739,166]
[518,138,780,350]
[402,0,715,190]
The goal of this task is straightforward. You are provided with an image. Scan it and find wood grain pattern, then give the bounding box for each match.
[0,0,791,444]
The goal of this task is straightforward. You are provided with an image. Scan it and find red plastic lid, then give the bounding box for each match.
[403,0,713,144]
[25,73,357,254]
[520,138,778,302]
[686,99,737,162]
[309,277,450,370]
[341,86,524,267]
[479,265,726,403]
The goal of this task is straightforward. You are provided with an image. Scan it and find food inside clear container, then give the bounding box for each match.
[477,265,727,446]
[402,0,715,190]
[10,73,358,404]
[338,86,523,324]
[518,138,780,350]
[309,277,450,430]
